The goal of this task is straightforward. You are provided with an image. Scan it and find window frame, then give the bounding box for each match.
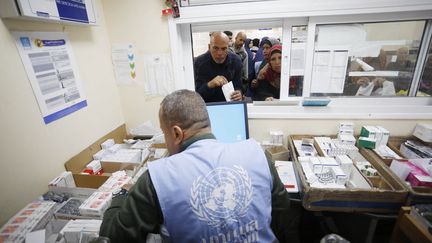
[168,1,432,119]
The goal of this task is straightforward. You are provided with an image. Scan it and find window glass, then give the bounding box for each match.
[418,39,432,96]
[289,26,307,97]
[192,28,283,102]
[311,20,426,97]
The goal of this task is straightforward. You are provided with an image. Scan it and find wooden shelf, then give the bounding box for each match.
[391,206,432,243]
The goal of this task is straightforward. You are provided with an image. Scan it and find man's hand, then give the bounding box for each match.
[208,75,228,89]
[265,97,274,101]
[372,77,386,87]
[230,90,242,101]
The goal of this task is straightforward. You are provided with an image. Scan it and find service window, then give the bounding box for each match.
[310,20,426,97]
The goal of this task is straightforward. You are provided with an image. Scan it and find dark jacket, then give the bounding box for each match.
[194,51,243,102]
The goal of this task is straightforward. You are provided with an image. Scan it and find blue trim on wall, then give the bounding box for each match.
[43,100,87,124]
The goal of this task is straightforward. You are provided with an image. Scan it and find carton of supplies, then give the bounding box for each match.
[78,192,112,218]
[59,219,102,243]
[54,198,93,220]
[289,134,408,213]
[100,138,115,149]
[49,171,76,188]
[361,139,432,205]
[97,171,131,193]
[0,201,56,243]
[64,125,144,189]
[358,137,376,149]
[413,123,432,143]
[265,146,289,162]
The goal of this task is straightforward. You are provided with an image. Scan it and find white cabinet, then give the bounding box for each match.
[0,0,97,25]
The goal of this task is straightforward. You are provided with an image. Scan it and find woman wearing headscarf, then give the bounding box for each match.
[253,45,282,101]
[245,37,281,98]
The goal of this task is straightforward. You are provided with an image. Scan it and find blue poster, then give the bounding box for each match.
[55,0,89,23]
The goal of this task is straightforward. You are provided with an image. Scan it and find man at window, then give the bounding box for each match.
[194,32,243,102]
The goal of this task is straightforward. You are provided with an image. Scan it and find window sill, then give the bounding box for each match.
[248,97,432,119]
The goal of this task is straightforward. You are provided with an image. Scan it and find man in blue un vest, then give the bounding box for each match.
[100,89,296,242]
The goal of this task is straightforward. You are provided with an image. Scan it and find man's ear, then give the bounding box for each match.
[172,125,184,145]
[208,44,211,50]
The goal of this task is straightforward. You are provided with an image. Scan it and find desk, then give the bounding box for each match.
[391,206,432,243]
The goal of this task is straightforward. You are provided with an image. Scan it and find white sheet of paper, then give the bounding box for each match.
[275,161,299,193]
[26,229,45,243]
[13,32,87,124]
[111,43,136,85]
[290,43,306,76]
[222,81,234,101]
[389,160,411,181]
[332,51,348,67]
[143,53,175,95]
[314,51,331,66]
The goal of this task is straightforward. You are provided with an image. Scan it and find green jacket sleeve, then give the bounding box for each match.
[99,171,163,243]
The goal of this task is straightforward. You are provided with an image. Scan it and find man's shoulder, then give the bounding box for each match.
[194,51,211,65]
[227,52,242,66]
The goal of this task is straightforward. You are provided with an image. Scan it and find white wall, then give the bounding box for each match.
[0,0,124,225]
[102,0,170,129]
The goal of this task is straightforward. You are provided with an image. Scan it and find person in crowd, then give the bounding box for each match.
[254,37,280,77]
[386,46,414,93]
[253,45,282,101]
[99,89,297,243]
[247,37,280,98]
[194,32,242,102]
[244,38,256,82]
[250,38,260,59]
[253,36,268,63]
[230,32,249,87]
[223,30,233,47]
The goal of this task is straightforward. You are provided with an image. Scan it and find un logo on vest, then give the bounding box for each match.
[190,165,253,227]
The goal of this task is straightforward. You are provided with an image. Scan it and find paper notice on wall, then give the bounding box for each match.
[12,31,87,124]
[111,43,137,85]
[311,48,349,93]
[143,53,175,96]
[290,43,306,76]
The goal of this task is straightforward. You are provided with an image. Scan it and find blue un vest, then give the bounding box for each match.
[148,138,276,243]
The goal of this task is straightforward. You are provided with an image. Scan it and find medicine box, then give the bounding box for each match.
[413,123,432,143]
[289,134,408,213]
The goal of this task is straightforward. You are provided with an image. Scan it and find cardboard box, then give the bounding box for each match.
[64,124,139,189]
[289,135,408,213]
[265,146,289,162]
[364,136,432,205]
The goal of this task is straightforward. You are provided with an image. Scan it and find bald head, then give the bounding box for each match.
[396,46,409,63]
[210,32,229,46]
[159,90,211,155]
[160,89,210,132]
[209,32,229,64]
